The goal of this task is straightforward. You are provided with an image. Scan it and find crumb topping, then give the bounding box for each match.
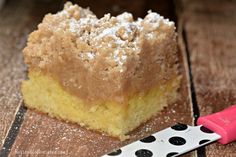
[23,2,178,102]
[25,2,174,73]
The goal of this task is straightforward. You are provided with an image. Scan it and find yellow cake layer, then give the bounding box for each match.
[21,71,180,140]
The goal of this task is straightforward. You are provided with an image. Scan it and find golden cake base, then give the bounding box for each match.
[21,71,180,140]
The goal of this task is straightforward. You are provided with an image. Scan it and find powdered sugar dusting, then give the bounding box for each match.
[117,12,133,23]
[97,27,119,39]
[37,2,175,72]
[69,19,79,33]
[87,52,95,60]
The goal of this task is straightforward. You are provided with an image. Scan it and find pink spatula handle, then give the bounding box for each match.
[197,104,236,144]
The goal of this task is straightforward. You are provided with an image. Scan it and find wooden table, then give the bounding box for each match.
[0,0,235,156]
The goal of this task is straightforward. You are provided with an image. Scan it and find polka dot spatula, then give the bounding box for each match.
[103,104,236,157]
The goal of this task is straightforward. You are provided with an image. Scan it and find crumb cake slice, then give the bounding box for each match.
[22,2,181,140]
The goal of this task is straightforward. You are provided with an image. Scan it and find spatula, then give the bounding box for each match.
[103,104,236,157]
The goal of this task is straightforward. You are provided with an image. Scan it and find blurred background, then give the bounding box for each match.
[0,0,176,22]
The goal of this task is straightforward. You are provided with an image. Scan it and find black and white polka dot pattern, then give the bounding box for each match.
[103,124,221,157]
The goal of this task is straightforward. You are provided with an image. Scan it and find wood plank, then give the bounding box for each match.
[0,0,61,153]
[1,0,194,156]
[177,0,236,156]
[0,0,32,150]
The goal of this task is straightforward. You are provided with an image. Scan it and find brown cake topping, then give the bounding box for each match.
[23,2,178,103]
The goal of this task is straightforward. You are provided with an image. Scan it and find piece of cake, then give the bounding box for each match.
[22,2,181,140]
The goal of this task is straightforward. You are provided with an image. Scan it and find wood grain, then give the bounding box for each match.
[0,0,31,149]
[177,0,236,156]
[0,0,61,153]
[0,0,195,157]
